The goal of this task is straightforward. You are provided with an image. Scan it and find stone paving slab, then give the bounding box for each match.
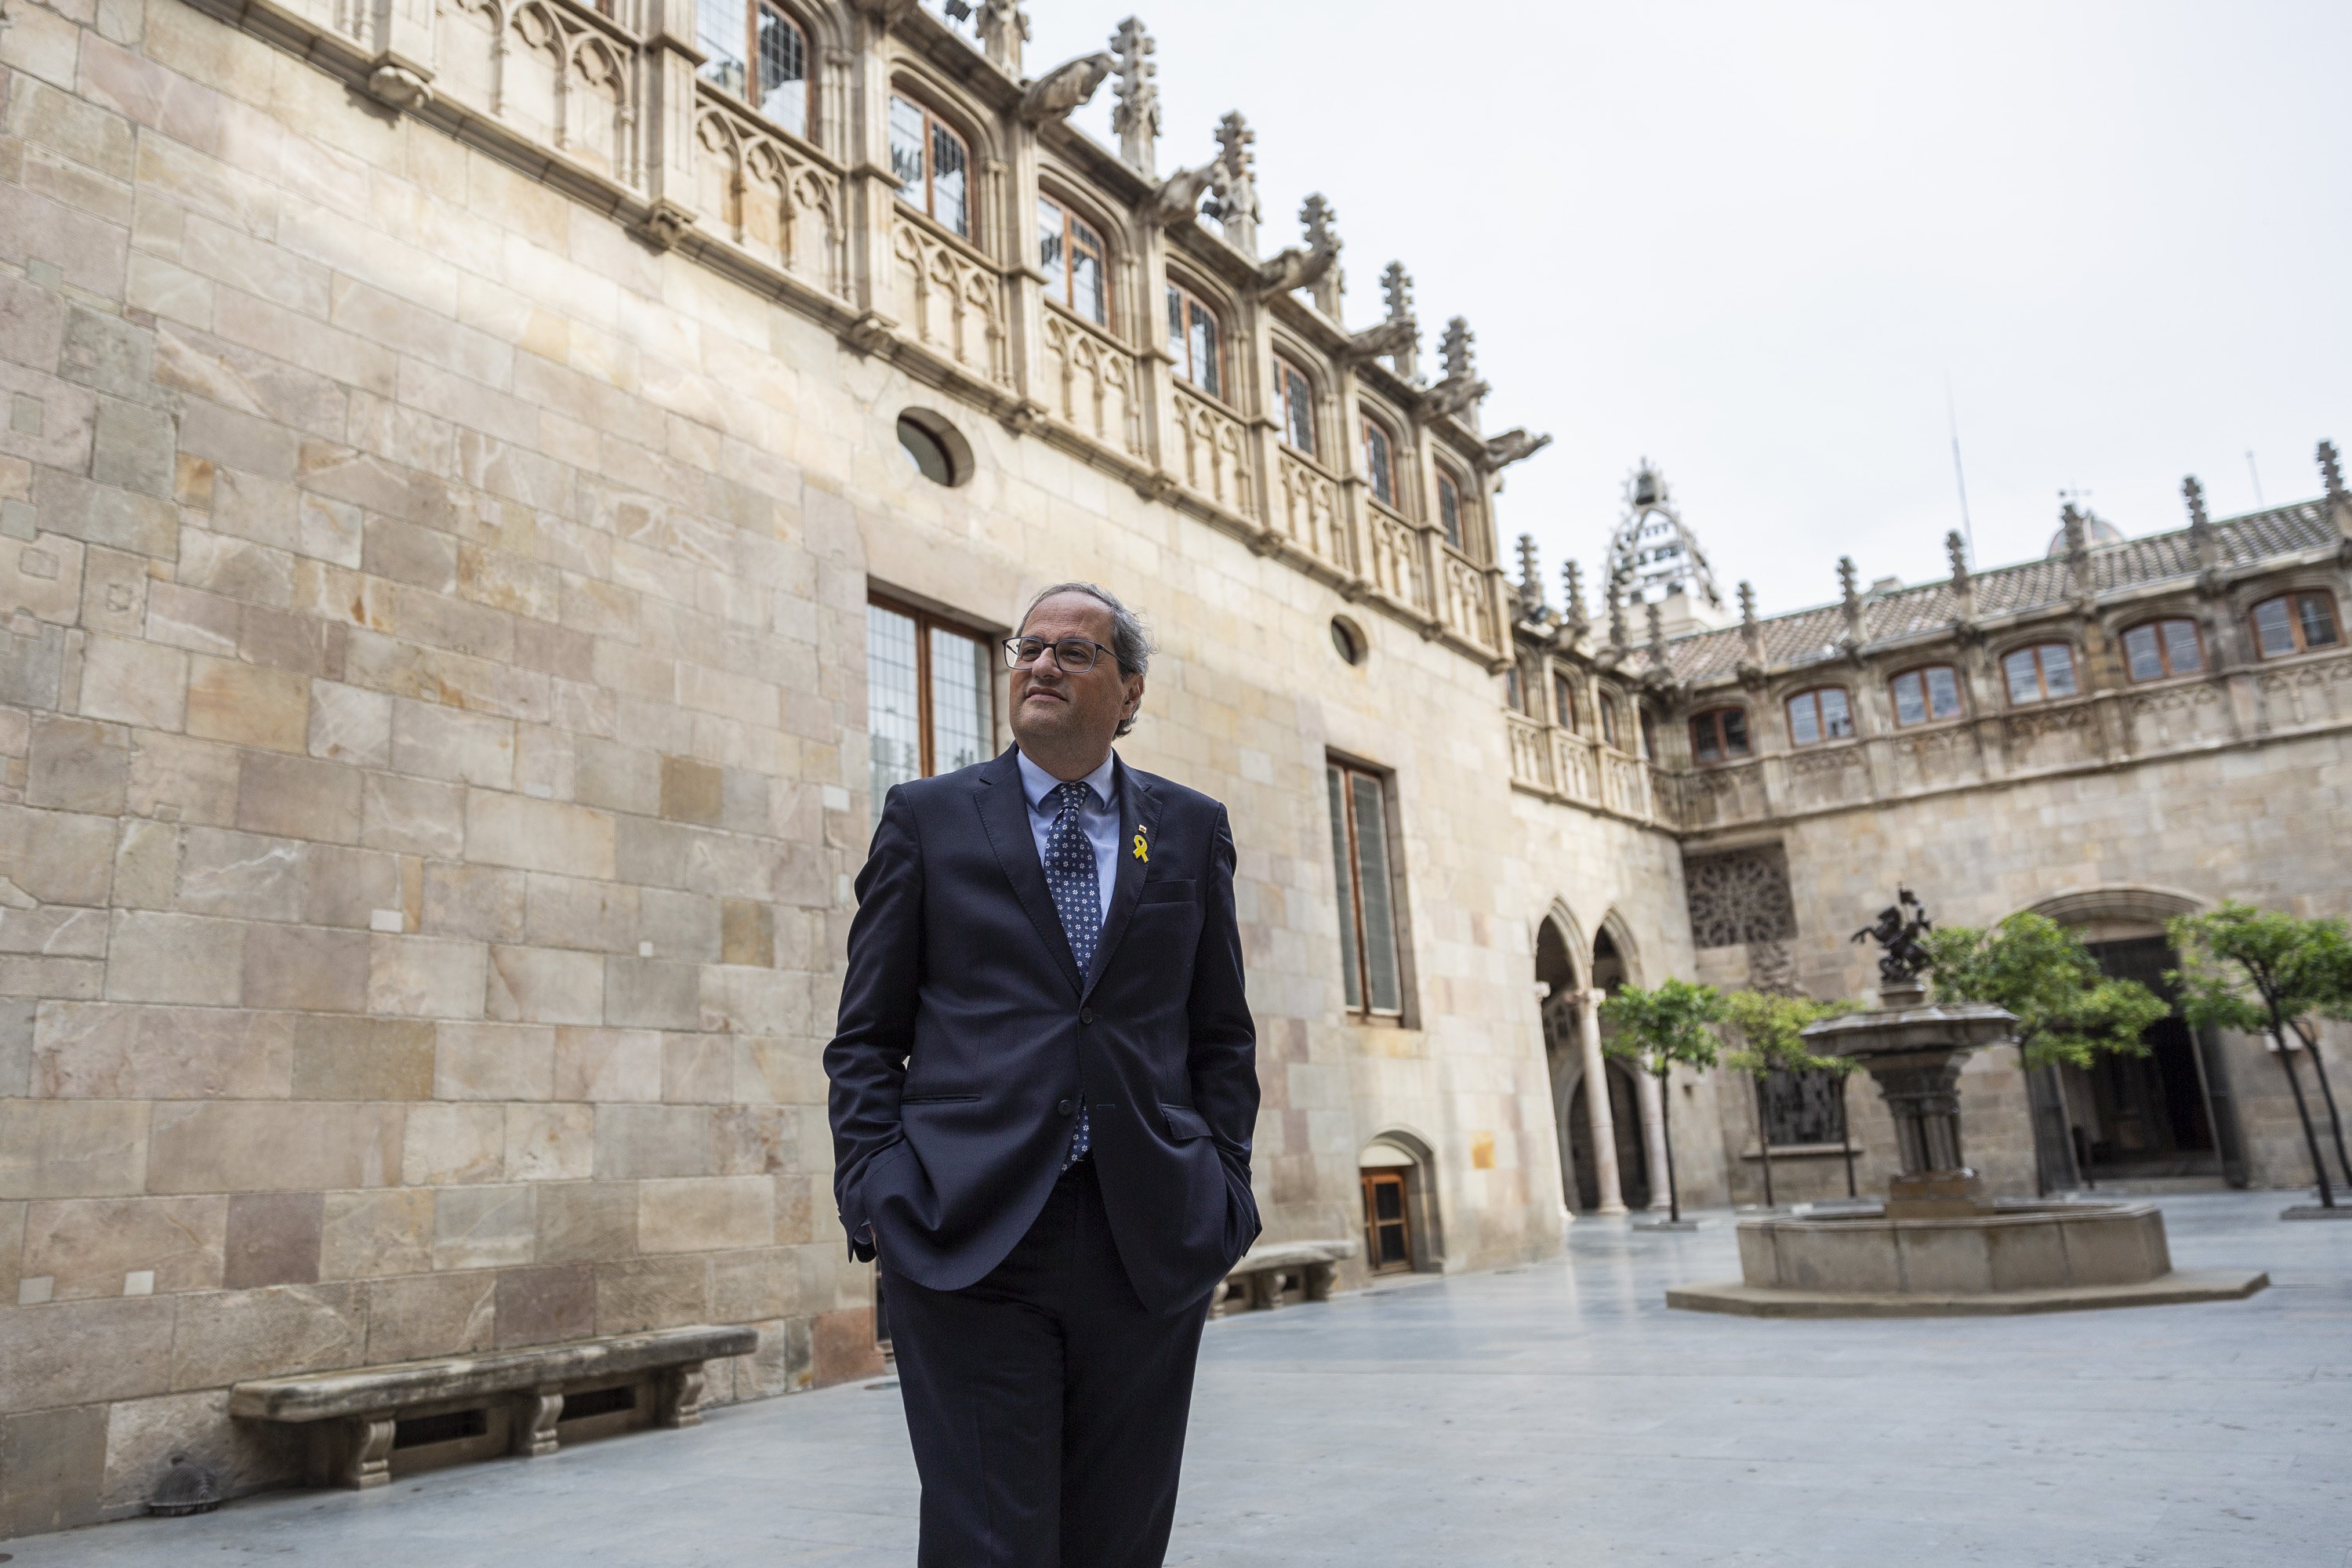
[8,1191,2346,1566]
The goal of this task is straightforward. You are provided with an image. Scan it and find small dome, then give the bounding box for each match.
[2045,513,2125,556]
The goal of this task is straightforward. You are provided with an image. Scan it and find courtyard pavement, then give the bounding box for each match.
[9,1189,2347,1566]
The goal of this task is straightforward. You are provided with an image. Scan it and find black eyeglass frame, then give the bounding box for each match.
[1003,635,1119,673]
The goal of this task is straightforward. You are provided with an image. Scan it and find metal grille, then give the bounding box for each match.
[1760,1067,1846,1147]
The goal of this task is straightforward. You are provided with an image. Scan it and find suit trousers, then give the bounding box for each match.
[882,1160,1212,1568]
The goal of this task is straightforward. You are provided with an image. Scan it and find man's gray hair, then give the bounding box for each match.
[1018,582,1152,737]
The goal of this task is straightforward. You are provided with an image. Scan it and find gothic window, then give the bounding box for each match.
[1759,1067,1849,1146]
[1599,690,1623,751]
[1327,758,1404,1017]
[1682,844,1798,949]
[2250,590,2341,659]
[1688,706,1751,765]
[889,93,971,238]
[1165,279,1223,398]
[1360,414,1397,508]
[1551,670,1577,731]
[1784,686,1853,747]
[867,594,995,828]
[2002,642,2078,705]
[1036,195,1109,326]
[2122,617,2205,681]
[1504,666,1526,713]
[1436,468,1465,550]
[1273,354,1316,456]
[697,0,811,138]
[1889,664,1964,727]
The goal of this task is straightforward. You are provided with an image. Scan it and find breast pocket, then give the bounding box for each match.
[1137,878,1196,905]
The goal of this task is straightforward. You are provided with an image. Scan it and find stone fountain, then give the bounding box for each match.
[1669,891,2269,1317]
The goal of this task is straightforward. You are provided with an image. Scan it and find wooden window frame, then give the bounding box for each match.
[1273,352,1317,457]
[1889,663,1965,728]
[1327,757,1406,1021]
[1360,412,1398,510]
[1036,192,1110,328]
[867,592,996,779]
[1436,466,1465,550]
[1783,685,1854,748]
[696,0,814,140]
[2121,616,2207,682]
[888,91,974,239]
[1551,669,1577,732]
[2001,641,2079,706]
[2249,590,2343,659]
[1688,706,1751,766]
[1599,690,1623,752]
[1164,277,1225,400]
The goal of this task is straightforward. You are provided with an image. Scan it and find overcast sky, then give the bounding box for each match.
[1014,1,2352,617]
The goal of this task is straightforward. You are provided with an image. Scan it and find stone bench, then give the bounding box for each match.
[229,1323,757,1489]
[1212,1239,1359,1316]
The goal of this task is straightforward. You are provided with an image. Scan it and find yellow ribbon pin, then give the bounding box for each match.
[1132,831,1149,862]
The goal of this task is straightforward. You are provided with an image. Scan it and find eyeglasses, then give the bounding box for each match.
[1004,636,1117,673]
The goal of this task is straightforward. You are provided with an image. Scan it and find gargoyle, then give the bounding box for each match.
[1018,51,1114,124]
[1254,241,1338,299]
[1148,162,1219,227]
[1423,376,1488,421]
[1345,316,1417,361]
[1484,429,1552,467]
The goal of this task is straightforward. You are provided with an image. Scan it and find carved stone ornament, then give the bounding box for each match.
[1255,194,1340,299]
[1147,162,1218,227]
[365,60,434,111]
[1685,844,1798,949]
[631,198,697,252]
[1345,317,1417,362]
[1019,52,1114,125]
[975,0,1029,73]
[1422,374,1489,422]
[1484,429,1552,468]
[1109,18,1160,176]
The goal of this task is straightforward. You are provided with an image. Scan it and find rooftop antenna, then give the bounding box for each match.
[2245,448,2265,506]
[1944,374,1974,565]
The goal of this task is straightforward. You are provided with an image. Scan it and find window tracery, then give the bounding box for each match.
[1683,844,1798,949]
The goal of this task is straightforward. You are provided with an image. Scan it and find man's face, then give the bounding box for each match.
[1009,592,1143,764]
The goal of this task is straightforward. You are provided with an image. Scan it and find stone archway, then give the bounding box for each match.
[1594,916,1674,1210]
[1537,908,1628,1216]
[2019,887,2243,1186]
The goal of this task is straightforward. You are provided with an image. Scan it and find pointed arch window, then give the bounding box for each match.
[890,93,971,238]
[1165,279,1223,398]
[1551,670,1577,731]
[1037,195,1109,326]
[697,0,811,140]
[1361,414,1397,508]
[1436,468,1465,550]
[1274,354,1317,456]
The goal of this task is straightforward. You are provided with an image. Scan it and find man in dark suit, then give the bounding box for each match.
[827,582,1261,1567]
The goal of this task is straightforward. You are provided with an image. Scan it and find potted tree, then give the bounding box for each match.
[1599,978,1727,1225]
[1923,913,2169,1196]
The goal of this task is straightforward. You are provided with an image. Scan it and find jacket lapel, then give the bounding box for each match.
[974,747,1085,998]
[1083,760,1156,1001]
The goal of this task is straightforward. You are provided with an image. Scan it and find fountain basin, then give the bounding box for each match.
[1667,1201,2267,1317]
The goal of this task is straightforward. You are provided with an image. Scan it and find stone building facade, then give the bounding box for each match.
[0,0,2341,1539]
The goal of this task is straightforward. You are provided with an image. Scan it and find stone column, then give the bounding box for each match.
[1578,988,1626,1214]
[1635,1058,1671,1210]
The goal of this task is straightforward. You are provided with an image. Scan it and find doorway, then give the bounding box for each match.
[2070,936,2223,1179]
[1360,1171,1412,1272]
[1569,1064,1651,1211]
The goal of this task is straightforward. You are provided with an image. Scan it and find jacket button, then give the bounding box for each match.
[1057,1098,1076,1117]
[1080,1007,1094,1025]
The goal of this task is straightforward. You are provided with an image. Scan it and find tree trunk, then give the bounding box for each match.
[2288,1020,2352,1189]
[2276,1027,2336,1208]
[1753,1076,1774,1210]
[1661,1067,1681,1223]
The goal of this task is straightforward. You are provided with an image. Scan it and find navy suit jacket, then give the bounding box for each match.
[826,746,1261,1315]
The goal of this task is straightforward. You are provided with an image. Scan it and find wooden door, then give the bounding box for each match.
[1361,1171,1412,1272]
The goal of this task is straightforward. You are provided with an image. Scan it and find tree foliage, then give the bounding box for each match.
[1719,989,1855,1079]
[1923,913,2168,1070]
[2166,902,2352,1041]
[1599,978,1729,1078]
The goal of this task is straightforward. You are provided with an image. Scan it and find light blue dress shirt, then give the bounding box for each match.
[1015,747,1119,927]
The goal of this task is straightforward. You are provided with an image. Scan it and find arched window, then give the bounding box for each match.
[1889,664,1964,726]
[1784,686,1853,747]
[1273,354,1316,456]
[2122,617,2205,681]
[696,0,811,139]
[888,92,971,238]
[1551,669,1577,731]
[1436,467,1465,550]
[1504,666,1526,713]
[1360,413,1397,508]
[1036,194,1108,326]
[1599,690,1622,750]
[2250,590,2341,659]
[2002,642,2078,705]
[1165,278,1222,398]
[1688,706,1751,765]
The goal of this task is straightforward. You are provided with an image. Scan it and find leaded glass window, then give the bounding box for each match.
[867,595,995,828]
[890,94,970,238]
[1328,760,1403,1016]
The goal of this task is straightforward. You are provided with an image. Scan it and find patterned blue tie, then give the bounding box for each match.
[1044,780,1098,1167]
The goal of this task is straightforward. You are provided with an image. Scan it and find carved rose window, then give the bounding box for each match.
[1683,844,1798,950]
